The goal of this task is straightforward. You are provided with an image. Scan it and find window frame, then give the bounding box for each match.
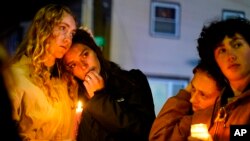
[147,75,189,115]
[150,1,181,38]
[222,9,245,20]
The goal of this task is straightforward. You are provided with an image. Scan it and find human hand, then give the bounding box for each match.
[190,124,213,141]
[188,135,213,141]
[188,136,203,141]
[83,71,104,99]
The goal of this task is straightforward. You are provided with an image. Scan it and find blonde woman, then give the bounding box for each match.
[4,4,78,140]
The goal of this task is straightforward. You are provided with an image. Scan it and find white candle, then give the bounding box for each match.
[76,100,83,124]
[76,101,83,113]
[73,100,83,139]
[191,123,210,140]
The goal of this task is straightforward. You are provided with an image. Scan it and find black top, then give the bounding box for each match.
[77,69,156,141]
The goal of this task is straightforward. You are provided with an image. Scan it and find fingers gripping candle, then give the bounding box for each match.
[191,124,210,140]
[73,100,83,139]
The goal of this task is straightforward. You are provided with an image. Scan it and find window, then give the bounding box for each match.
[222,9,245,20]
[150,1,181,38]
[147,75,189,115]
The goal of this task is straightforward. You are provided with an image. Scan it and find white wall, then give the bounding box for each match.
[110,0,250,79]
[109,0,250,114]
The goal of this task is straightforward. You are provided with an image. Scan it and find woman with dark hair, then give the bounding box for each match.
[192,17,250,141]
[62,28,156,141]
[149,61,224,141]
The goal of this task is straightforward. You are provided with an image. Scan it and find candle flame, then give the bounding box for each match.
[76,101,83,113]
[191,123,209,140]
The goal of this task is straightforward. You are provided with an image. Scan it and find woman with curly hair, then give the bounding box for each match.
[192,17,250,141]
[4,4,77,140]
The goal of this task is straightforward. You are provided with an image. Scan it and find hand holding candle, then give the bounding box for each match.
[73,100,83,139]
[76,100,83,112]
[76,100,83,123]
[189,124,212,141]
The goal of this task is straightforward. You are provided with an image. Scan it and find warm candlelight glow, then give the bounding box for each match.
[191,123,210,140]
[76,100,83,113]
[73,100,83,139]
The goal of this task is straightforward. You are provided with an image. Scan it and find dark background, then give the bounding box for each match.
[0,0,81,38]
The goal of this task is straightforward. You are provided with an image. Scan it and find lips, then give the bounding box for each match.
[228,64,240,70]
[60,45,67,50]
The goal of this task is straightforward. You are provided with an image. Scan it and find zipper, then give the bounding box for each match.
[213,107,227,140]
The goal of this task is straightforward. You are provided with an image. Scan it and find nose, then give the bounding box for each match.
[79,58,88,70]
[190,91,198,104]
[75,60,88,80]
[63,33,72,46]
[227,50,237,62]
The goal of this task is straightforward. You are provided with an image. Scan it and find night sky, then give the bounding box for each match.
[0,0,79,38]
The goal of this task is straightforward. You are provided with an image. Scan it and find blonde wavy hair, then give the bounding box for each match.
[11,4,77,101]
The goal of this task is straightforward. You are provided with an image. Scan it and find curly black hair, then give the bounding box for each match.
[197,18,250,68]
[196,18,250,105]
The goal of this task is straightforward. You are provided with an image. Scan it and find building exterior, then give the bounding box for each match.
[5,0,250,115]
[100,0,250,114]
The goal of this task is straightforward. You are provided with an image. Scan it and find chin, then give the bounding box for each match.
[192,107,199,112]
[56,54,64,59]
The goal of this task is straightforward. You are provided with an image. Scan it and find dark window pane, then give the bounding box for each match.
[155,21,175,34]
[155,7,176,19]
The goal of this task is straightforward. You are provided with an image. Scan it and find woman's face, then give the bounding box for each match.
[190,70,220,112]
[214,33,250,85]
[63,43,101,80]
[46,12,76,59]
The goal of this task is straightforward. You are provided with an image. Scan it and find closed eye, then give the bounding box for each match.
[66,63,76,71]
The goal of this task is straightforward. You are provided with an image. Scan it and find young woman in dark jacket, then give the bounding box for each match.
[62,28,156,141]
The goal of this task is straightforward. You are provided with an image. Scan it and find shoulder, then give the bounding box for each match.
[118,69,148,82]
[8,56,31,77]
[8,62,31,84]
[127,69,146,77]
[128,69,143,73]
[110,69,148,87]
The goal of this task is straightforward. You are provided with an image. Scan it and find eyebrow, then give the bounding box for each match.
[229,36,244,46]
[59,22,76,32]
[231,36,244,41]
[216,42,224,48]
[65,48,87,66]
[216,36,244,48]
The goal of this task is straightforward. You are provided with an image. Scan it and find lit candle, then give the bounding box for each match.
[76,101,83,113]
[73,100,83,138]
[76,100,83,124]
[191,123,210,140]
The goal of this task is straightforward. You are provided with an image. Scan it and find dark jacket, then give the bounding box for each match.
[77,69,156,141]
